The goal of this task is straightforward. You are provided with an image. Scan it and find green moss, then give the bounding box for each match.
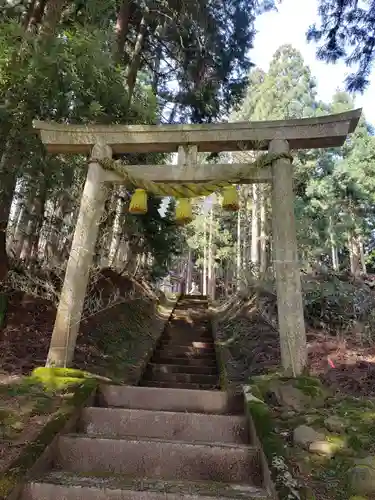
[247,397,304,500]
[249,372,282,398]
[0,378,97,500]
[32,367,89,379]
[248,400,283,456]
[294,376,324,398]
[246,372,375,499]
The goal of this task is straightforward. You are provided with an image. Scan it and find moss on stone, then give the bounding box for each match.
[246,384,304,500]
[0,377,97,500]
[294,376,324,398]
[248,373,375,498]
[32,367,89,380]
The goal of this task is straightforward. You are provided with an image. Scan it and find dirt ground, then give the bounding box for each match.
[215,302,375,399]
[0,377,75,474]
[0,270,160,378]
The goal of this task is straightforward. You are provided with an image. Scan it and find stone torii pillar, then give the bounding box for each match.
[270,137,306,376]
[46,143,112,367]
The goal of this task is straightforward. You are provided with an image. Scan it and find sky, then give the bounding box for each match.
[251,0,375,126]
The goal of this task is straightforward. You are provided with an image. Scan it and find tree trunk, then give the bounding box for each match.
[348,231,361,276]
[331,242,339,271]
[359,235,367,274]
[115,0,131,61]
[20,187,46,265]
[236,207,241,289]
[108,187,127,267]
[208,207,214,300]
[203,213,207,296]
[186,249,193,292]
[251,184,260,273]
[127,16,147,105]
[259,185,268,275]
[224,264,229,298]
[25,0,48,31]
[329,216,339,271]
[0,142,18,283]
[39,0,68,37]
[46,190,72,266]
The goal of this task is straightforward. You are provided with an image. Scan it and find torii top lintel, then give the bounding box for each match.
[33,109,361,155]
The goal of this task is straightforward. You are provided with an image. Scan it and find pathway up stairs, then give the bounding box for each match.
[22,296,271,500]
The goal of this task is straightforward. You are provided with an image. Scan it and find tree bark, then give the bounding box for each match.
[39,0,68,37]
[127,16,147,105]
[208,206,214,300]
[108,187,127,267]
[0,141,18,283]
[359,235,367,275]
[19,191,45,264]
[259,185,268,275]
[236,206,241,289]
[348,231,361,276]
[115,0,131,61]
[251,184,260,273]
[203,213,207,296]
[25,0,48,31]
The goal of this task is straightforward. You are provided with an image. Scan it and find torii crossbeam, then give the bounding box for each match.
[33,109,361,374]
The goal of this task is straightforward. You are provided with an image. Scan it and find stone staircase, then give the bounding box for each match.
[21,296,271,500]
[140,295,219,390]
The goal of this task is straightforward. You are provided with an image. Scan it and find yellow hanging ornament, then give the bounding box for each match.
[129,188,148,214]
[222,185,239,211]
[175,198,193,225]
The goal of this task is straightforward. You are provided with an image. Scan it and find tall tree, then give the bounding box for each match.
[231,45,320,272]
[307,0,375,92]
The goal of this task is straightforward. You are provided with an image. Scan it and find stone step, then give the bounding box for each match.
[23,471,270,500]
[147,362,217,376]
[151,355,217,367]
[56,435,260,484]
[139,380,219,390]
[159,340,214,349]
[80,407,248,444]
[144,370,218,386]
[181,295,208,300]
[157,346,216,357]
[161,332,213,342]
[98,385,243,414]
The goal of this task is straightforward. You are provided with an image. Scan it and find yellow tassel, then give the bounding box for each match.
[175,198,193,225]
[222,185,239,211]
[129,188,147,214]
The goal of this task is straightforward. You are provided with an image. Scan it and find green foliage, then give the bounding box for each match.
[232,44,375,271]
[302,273,375,334]
[135,197,184,281]
[307,0,375,92]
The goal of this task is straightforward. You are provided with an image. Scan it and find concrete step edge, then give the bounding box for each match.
[148,362,217,371]
[146,373,219,383]
[102,385,223,396]
[139,381,220,390]
[61,433,259,451]
[83,406,245,421]
[25,472,270,499]
[151,357,217,366]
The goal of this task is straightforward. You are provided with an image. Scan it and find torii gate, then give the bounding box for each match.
[33,109,361,375]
